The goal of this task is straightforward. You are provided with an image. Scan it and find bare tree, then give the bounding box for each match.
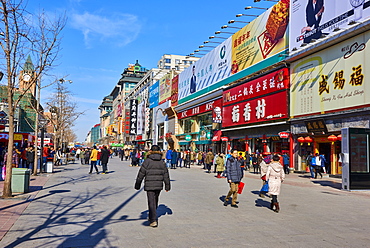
[0,0,66,198]
[45,80,84,150]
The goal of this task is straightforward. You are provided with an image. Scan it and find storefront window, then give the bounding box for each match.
[181,118,192,133]
[198,113,212,129]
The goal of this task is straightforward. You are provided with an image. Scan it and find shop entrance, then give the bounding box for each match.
[318,142,331,174]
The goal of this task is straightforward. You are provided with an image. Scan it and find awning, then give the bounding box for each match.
[193,140,212,145]
[179,141,189,146]
[212,130,222,141]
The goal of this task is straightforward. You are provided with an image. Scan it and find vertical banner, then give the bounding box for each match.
[171,75,179,106]
[129,99,138,135]
[149,81,159,108]
[137,100,146,135]
[159,71,173,104]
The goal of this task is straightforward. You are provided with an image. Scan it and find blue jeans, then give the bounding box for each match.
[166,159,171,168]
[90,160,99,173]
[310,165,315,178]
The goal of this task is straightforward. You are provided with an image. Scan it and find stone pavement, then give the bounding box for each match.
[0,170,51,241]
[0,157,370,247]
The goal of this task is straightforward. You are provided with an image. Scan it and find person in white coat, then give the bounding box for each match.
[266,154,285,213]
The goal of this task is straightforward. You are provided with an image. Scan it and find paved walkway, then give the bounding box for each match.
[0,158,369,247]
[0,171,52,241]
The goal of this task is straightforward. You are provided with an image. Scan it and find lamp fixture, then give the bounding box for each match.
[199,45,216,48]
[209,35,228,39]
[236,14,259,17]
[215,30,234,35]
[245,6,268,10]
[221,25,242,30]
[204,40,221,44]
[228,20,250,24]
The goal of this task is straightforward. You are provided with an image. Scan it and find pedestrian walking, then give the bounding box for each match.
[205,150,214,173]
[184,150,191,168]
[223,150,244,208]
[100,145,110,174]
[216,153,225,178]
[170,149,178,169]
[130,149,139,166]
[266,155,285,213]
[320,153,327,174]
[259,153,270,198]
[282,153,290,174]
[79,149,85,164]
[26,146,35,171]
[84,149,91,165]
[124,149,129,161]
[55,147,62,166]
[306,152,315,179]
[134,145,171,228]
[89,146,99,174]
[165,149,172,168]
[314,153,323,179]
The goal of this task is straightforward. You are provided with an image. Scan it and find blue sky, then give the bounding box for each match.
[28,0,276,142]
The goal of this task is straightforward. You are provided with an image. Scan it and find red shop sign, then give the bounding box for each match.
[221,137,229,142]
[223,68,289,106]
[178,98,222,119]
[222,91,288,128]
[278,132,290,139]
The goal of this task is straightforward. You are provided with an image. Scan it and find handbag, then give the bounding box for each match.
[261,180,269,192]
[237,181,245,194]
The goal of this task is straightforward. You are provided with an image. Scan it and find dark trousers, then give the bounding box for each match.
[147,190,161,223]
[314,166,322,179]
[89,160,99,173]
[102,163,108,173]
[272,195,278,203]
[284,164,290,174]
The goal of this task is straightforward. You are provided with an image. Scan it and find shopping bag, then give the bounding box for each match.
[238,181,245,194]
[261,180,269,192]
[2,166,6,180]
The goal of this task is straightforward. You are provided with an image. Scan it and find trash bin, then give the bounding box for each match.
[46,158,54,173]
[11,168,30,193]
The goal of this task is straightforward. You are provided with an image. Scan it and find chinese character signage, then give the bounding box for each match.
[178,37,232,101]
[289,0,370,53]
[171,75,179,107]
[177,98,222,119]
[159,71,173,104]
[149,81,159,108]
[137,100,146,135]
[222,91,288,128]
[290,31,370,118]
[223,68,289,105]
[231,0,289,75]
[129,99,138,135]
[305,119,328,134]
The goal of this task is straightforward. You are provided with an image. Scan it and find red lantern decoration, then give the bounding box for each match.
[337,134,342,141]
[304,136,313,145]
[297,136,305,145]
[328,135,338,144]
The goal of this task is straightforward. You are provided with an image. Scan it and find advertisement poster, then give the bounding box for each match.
[290,31,370,118]
[171,75,179,107]
[149,81,159,108]
[159,71,173,104]
[178,37,232,101]
[222,91,288,128]
[129,99,138,135]
[289,0,370,53]
[231,0,289,74]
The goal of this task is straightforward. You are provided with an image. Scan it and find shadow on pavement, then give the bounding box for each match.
[312,180,342,189]
[4,187,138,248]
[255,199,271,209]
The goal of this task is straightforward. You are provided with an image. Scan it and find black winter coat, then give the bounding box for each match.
[26,150,35,163]
[226,157,244,183]
[100,148,110,164]
[134,151,171,191]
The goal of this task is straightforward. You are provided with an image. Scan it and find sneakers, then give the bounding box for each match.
[231,204,239,208]
[149,221,158,228]
[223,201,228,206]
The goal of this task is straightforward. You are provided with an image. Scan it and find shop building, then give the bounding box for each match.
[221,67,292,163]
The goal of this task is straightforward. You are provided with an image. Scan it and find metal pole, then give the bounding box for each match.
[40,127,44,173]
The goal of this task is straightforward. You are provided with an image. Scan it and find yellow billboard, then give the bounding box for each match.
[159,70,174,104]
[290,31,370,118]
[231,0,289,74]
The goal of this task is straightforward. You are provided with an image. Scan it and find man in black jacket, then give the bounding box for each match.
[100,146,110,174]
[134,145,171,227]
